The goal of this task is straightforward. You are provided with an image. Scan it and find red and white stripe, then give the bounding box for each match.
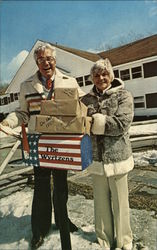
[28,98,42,112]
[38,134,83,170]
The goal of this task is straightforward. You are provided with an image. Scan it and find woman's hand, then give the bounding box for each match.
[91,113,106,135]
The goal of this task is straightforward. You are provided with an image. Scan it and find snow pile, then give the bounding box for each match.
[0,188,156,250]
[129,123,157,136]
[133,149,157,167]
[0,190,101,250]
[0,121,156,249]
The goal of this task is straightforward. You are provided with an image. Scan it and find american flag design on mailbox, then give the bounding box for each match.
[23,134,93,171]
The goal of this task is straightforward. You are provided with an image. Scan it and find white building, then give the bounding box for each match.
[1,34,157,119]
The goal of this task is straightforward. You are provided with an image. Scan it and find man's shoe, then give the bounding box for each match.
[31,236,44,249]
[55,219,78,233]
[69,220,78,233]
[93,238,99,244]
[52,223,59,231]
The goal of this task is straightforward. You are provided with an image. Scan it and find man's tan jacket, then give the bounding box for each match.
[5,69,85,133]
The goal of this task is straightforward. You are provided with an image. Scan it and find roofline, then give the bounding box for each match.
[97,33,157,55]
[112,55,157,69]
[37,39,100,62]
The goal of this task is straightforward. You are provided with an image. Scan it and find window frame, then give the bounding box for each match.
[143,60,157,78]
[76,76,84,87]
[134,96,145,109]
[120,68,130,81]
[146,93,157,109]
[131,66,142,79]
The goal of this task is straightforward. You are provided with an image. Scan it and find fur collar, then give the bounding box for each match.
[90,78,124,96]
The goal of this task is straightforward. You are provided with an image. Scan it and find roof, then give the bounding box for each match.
[49,42,101,62]
[5,34,157,94]
[98,34,157,66]
[38,34,157,66]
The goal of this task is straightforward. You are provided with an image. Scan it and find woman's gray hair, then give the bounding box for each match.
[90,58,114,82]
[34,43,56,62]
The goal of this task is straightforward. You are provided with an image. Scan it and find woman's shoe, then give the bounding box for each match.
[123,242,133,250]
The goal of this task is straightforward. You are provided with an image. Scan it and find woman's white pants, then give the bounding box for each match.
[92,173,133,249]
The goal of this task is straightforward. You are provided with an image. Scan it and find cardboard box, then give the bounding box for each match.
[40,100,87,117]
[54,88,79,100]
[35,115,92,135]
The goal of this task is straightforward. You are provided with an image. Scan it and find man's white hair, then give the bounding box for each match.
[90,58,114,82]
[34,43,56,62]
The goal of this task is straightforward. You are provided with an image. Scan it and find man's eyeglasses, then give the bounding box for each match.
[37,57,55,64]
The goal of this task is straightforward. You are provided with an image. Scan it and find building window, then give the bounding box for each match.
[143,61,157,78]
[85,74,92,86]
[134,102,145,108]
[76,76,83,87]
[7,96,11,103]
[120,69,130,81]
[4,97,8,105]
[134,96,145,109]
[10,93,14,102]
[113,70,119,78]
[14,93,19,101]
[0,99,4,105]
[146,93,157,108]
[131,66,142,79]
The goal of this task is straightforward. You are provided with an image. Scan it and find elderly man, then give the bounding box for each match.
[1,43,84,250]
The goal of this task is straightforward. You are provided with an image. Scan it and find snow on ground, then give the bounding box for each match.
[0,122,156,249]
[0,189,100,250]
[133,149,157,166]
[129,123,157,136]
[0,188,156,250]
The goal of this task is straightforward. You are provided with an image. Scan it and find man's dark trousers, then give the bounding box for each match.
[31,167,71,250]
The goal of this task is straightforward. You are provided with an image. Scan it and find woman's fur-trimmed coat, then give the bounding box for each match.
[81,78,134,177]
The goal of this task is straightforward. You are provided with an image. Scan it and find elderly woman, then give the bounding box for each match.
[81,59,134,250]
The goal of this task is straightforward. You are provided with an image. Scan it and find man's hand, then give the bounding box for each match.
[0,120,9,126]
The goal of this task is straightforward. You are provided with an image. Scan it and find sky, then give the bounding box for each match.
[0,0,157,85]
